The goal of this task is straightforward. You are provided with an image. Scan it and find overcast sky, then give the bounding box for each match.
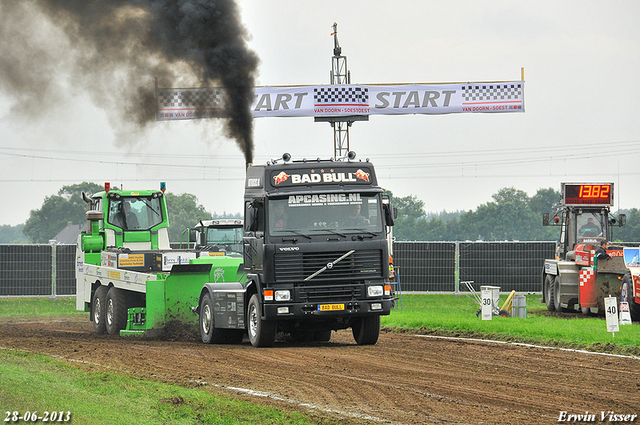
[1,0,639,226]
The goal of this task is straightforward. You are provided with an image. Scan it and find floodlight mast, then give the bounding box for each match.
[315,23,368,159]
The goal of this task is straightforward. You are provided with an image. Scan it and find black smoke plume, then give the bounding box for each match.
[0,0,258,164]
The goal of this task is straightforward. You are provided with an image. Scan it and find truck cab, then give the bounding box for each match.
[190,219,243,256]
[80,183,170,254]
[238,153,395,346]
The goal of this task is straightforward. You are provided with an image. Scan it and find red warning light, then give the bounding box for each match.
[104,182,111,193]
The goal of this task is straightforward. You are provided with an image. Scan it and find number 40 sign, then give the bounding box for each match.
[605,296,620,335]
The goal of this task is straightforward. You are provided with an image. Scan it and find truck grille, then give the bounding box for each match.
[297,284,363,303]
[274,249,382,282]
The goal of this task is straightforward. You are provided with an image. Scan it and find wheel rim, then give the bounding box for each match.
[106,298,114,326]
[202,304,212,334]
[249,304,258,340]
[94,298,102,323]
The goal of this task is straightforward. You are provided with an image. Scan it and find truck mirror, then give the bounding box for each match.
[247,207,259,232]
[189,228,198,243]
[542,213,549,226]
[619,213,627,227]
[383,203,395,227]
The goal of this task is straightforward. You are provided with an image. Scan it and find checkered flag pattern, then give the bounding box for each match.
[579,269,594,286]
[157,88,223,109]
[462,83,523,102]
[314,86,369,105]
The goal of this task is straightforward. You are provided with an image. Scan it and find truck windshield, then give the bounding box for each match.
[204,226,243,255]
[269,193,383,236]
[107,196,163,230]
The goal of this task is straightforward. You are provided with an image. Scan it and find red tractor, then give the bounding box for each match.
[541,183,638,321]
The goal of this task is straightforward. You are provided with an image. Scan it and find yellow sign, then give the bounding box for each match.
[118,254,145,268]
[107,270,121,280]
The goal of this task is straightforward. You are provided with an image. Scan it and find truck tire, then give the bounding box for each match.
[199,293,243,344]
[105,287,128,335]
[552,275,566,312]
[92,285,108,334]
[315,330,332,342]
[352,316,380,345]
[544,274,555,311]
[622,274,639,322]
[247,294,276,347]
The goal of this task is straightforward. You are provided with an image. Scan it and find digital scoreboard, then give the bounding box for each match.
[562,183,613,206]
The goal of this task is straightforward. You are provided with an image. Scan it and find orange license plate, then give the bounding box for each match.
[318,304,345,311]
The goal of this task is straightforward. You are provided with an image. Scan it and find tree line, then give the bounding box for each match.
[387,187,640,242]
[2,183,640,244]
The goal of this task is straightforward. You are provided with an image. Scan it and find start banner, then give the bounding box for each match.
[156,81,524,120]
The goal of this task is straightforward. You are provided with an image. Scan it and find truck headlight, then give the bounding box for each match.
[367,285,383,297]
[275,290,291,301]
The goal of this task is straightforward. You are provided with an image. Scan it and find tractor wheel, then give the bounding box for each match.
[552,275,566,312]
[247,294,276,347]
[622,274,639,322]
[544,274,556,311]
[92,285,108,334]
[105,287,128,335]
[352,316,380,345]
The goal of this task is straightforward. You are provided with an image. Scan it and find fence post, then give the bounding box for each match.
[454,241,460,295]
[49,241,58,300]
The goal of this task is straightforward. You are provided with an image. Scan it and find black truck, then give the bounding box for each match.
[199,153,395,347]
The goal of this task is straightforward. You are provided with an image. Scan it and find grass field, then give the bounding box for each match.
[0,295,638,424]
[381,293,640,355]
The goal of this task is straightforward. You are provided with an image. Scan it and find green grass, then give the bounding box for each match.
[382,293,640,356]
[0,296,82,317]
[0,350,322,425]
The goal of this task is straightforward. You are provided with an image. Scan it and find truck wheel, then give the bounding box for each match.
[352,316,380,345]
[315,330,332,342]
[247,294,276,347]
[92,286,108,334]
[552,275,566,312]
[622,274,639,322]
[544,274,555,311]
[105,287,128,335]
[199,293,238,344]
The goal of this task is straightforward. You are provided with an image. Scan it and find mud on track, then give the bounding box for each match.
[1,316,639,425]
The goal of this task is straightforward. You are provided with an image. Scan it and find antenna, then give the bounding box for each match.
[315,23,368,159]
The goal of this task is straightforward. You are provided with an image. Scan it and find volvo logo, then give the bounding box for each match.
[278,246,300,252]
[326,262,333,270]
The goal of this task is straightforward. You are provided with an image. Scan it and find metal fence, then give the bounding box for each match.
[394,241,557,293]
[0,242,557,297]
[0,244,76,297]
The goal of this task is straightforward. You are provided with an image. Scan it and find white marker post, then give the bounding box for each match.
[620,302,632,325]
[481,289,492,321]
[604,296,620,336]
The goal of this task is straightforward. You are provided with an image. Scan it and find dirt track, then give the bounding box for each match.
[1,315,639,424]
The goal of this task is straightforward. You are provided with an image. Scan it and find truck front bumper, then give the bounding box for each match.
[263,298,393,320]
